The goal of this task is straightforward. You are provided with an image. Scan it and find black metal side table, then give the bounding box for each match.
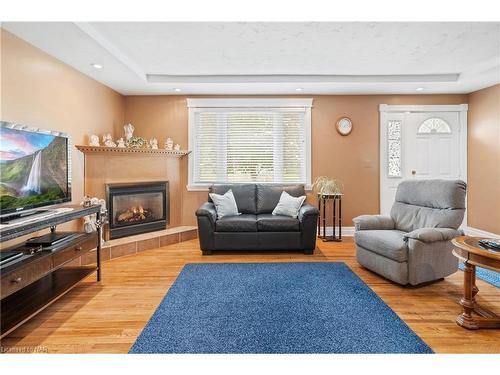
[317,193,343,242]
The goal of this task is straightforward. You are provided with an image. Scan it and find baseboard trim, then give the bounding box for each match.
[321,226,355,237]
[327,226,500,239]
[464,226,500,238]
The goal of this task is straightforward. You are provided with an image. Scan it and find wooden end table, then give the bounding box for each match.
[451,236,500,330]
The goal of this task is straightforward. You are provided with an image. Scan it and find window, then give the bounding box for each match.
[387,120,402,177]
[418,118,451,134]
[187,98,312,190]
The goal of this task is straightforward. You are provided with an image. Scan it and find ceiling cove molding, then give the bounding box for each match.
[186,98,313,108]
[459,56,500,80]
[379,104,469,113]
[147,73,459,84]
[73,22,146,82]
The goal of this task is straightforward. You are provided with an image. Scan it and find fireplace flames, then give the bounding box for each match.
[116,205,153,223]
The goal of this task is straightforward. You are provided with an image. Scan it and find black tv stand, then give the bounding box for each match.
[0,204,103,339]
[25,231,81,248]
[0,209,51,224]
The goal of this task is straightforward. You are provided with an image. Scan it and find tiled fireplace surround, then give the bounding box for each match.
[72,226,198,267]
[76,148,198,266]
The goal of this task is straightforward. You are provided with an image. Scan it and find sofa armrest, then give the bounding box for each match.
[404,227,463,243]
[196,202,217,252]
[196,202,217,223]
[298,203,319,221]
[298,204,319,251]
[353,215,395,231]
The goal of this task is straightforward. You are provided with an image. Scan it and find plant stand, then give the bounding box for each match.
[317,193,343,242]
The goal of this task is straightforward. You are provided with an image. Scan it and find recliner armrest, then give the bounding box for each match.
[404,227,462,243]
[196,202,217,223]
[298,203,319,221]
[353,215,395,231]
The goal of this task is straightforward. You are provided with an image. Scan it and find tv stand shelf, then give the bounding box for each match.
[1,267,96,337]
[0,205,99,242]
[0,204,102,338]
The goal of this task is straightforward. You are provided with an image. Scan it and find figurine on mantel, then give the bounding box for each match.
[150,137,159,149]
[174,144,181,151]
[124,123,135,141]
[126,136,147,149]
[103,133,116,147]
[89,134,100,146]
[116,137,126,148]
[165,137,174,150]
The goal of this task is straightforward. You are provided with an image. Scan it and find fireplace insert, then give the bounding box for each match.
[106,181,168,239]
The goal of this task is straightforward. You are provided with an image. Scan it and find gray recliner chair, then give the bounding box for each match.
[353,179,466,286]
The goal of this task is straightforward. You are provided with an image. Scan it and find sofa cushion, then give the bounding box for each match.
[209,184,257,214]
[390,202,465,233]
[390,179,466,232]
[354,230,408,262]
[256,214,300,232]
[215,214,257,232]
[395,179,466,210]
[256,184,305,214]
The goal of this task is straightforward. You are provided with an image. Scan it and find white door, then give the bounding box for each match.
[379,105,467,221]
[405,112,461,180]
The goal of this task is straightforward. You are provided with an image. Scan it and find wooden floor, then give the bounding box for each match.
[1,238,499,354]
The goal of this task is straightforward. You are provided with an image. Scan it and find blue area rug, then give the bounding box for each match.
[130,262,433,354]
[458,263,500,288]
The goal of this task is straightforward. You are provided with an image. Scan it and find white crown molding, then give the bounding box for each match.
[186,98,313,108]
[73,22,146,82]
[464,227,500,238]
[379,104,469,113]
[148,74,459,84]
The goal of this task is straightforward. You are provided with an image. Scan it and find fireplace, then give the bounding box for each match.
[106,181,169,239]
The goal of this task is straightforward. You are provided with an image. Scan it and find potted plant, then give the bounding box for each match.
[312,176,343,196]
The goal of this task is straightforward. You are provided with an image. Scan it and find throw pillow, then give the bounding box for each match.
[209,189,240,219]
[272,191,306,218]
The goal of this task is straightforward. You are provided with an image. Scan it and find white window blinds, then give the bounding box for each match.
[188,99,312,189]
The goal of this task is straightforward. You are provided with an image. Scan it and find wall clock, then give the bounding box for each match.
[336,117,353,136]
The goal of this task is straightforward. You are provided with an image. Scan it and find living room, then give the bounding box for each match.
[1,0,499,372]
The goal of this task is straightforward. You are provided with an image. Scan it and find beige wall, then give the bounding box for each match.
[3,28,496,234]
[467,84,500,234]
[0,29,125,247]
[1,29,125,206]
[124,94,469,226]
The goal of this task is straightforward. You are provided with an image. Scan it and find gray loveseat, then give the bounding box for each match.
[353,179,466,286]
[196,184,319,255]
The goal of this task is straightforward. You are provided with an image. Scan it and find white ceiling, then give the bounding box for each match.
[3,22,500,95]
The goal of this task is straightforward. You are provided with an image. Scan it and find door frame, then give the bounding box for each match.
[379,104,468,224]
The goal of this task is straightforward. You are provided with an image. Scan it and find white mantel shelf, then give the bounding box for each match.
[75,145,191,157]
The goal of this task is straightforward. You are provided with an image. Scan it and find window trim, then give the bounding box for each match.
[187,98,313,191]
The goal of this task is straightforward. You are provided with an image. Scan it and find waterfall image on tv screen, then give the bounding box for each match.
[0,126,69,212]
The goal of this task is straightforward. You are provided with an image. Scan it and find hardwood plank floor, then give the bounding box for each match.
[1,238,499,353]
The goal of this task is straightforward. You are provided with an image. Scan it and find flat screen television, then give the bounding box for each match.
[0,121,71,219]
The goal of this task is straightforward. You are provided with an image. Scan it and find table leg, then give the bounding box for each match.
[338,197,342,240]
[96,210,102,282]
[471,265,479,302]
[332,197,336,239]
[317,198,321,238]
[322,197,326,240]
[456,261,478,329]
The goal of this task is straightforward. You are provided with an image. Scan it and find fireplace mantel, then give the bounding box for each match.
[79,145,184,227]
[76,145,190,157]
